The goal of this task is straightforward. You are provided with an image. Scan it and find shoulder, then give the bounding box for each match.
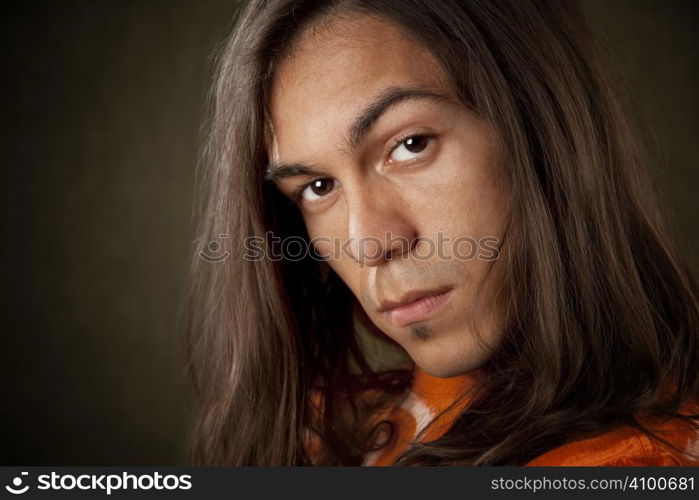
[526,411,699,467]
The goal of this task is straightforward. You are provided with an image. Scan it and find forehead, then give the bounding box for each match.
[267,13,453,154]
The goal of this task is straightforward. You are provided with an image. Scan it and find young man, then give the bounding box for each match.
[185,0,699,466]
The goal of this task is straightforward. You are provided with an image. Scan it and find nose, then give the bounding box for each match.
[346,187,417,267]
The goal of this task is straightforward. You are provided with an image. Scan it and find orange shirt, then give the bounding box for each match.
[362,367,699,466]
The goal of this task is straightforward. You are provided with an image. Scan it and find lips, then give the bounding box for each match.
[379,287,453,328]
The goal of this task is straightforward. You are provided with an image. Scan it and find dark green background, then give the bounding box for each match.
[2,1,697,465]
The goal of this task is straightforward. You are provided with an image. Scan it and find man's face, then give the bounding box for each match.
[267,13,508,377]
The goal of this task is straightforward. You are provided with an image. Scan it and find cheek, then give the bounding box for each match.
[444,170,503,234]
[305,211,346,256]
[321,250,365,305]
[427,141,505,239]
[310,233,334,259]
[395,164,501,244]
[305,212,362,293]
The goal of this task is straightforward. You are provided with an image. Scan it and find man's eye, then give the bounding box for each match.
[299,178,339,202]
[389,134,432,162]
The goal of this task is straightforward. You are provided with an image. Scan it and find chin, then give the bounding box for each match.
[418,363,468,378]
[405,327,497,378]
[408,346,482,378]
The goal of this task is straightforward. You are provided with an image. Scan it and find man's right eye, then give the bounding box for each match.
[297,178,339,202]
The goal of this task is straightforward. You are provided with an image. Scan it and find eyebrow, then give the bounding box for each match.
[265,87,449,183]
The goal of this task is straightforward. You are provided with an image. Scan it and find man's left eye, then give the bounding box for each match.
[389,135,432,162]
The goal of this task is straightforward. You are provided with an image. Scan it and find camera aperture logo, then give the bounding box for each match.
[4,471,192,495]
[5,472,29,495]
[199,233,230,263]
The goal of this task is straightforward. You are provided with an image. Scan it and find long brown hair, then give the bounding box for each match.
[184,0,699,465]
